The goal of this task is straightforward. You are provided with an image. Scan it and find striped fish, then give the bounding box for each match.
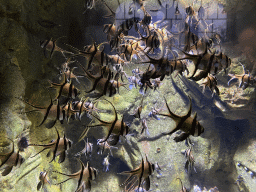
[79,99,129,145]
[78,63,117,97]
[75,138,93,157]
[184,148,197,173]
[200,74,220,96]
[29,128,72,163]
[120,156,155,191]
[48,73,79,100]
[53,159,97,192]
[0,138,25,176]
[40,38,73,58]
[37,171,50,191]
[18,91,65,128]
[158,96,204,142]
[228,63,254,90]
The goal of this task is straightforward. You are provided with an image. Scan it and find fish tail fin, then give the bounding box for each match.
[78,126,90,142]
[30,148,48,158]
[15,97,45,109]
[53,178,72,185]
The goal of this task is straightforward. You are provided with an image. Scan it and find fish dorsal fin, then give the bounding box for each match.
[183,96,192,119]
[177,177,183,189]
[191,112,198,136]
[239,62,246,75]
[99,99,119,143]
[90,112,112,125]
[158,97,182,120]
[49,39,56,59]
[50,127,60,163]
[104,99,118,122]
[77,61,96,81]
[144,52,161,64]
[120,115,125,135]
[102,0,116,18]
[75,158,86,191]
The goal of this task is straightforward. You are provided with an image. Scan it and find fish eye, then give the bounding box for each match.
[103,25,109,33]
[68,141,72,148]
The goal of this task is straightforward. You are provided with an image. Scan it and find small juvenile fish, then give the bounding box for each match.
[228,63,255,90]
[141,118,150,135]
[97,139,118,156]
[148,106,162,120]
[75,138,93,157]
[83,0,96,14]
[113,63,128,83]
[62,101,79,123]
[132,67,143,77]
[237,162,256,178]
[59,65,82,84]
[102,153,110,172]
[128,76,140,90]
[151,78,162,91]
[200,74,219,96]
[103,23,117,42]
[37,171,50,191]
[73,98,99,120]
[0,138,25,176]
[184,148,197,173]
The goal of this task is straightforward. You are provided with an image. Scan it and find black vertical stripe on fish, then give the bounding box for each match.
[57,99,61,122]
[56,74,68,99]
[79,100,86,118]
[76,159,85,191]
[191,113,197,136]
[88,163,93,180]
[109,82,114,97]
[137,158,144,190]
[87,49,97,69]
[100,100,118,143]
[68,82,73,98]
[50,40,56,58]
[37,101,54,127]
[103,71,112,96]
[50,128,60,163]
[101,51,104,66]
[63,134,67,151]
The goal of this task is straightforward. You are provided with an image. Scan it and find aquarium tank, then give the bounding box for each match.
[0,0,256,191]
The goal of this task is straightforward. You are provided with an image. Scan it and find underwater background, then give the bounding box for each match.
[0,0,256,191]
